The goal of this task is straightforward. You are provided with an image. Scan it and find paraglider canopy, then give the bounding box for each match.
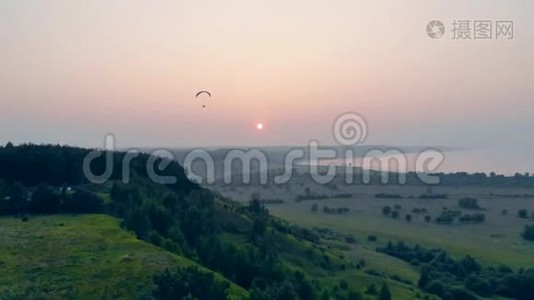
[195,91,211,98]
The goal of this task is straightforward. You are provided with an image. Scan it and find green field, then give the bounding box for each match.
[269,187,534,267]
[0,214,248,300]
[217,183,534,277]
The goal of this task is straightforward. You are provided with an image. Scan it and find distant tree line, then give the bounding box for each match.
[320,205,350,215]
[418,194,448,200]
[374,193,403,199]
[295,193,329,202]
[381,205,485,225]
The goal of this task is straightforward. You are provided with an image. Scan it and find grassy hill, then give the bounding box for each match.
[0,214,248,299]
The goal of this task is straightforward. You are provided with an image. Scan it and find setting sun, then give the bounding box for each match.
[256,123,264,130]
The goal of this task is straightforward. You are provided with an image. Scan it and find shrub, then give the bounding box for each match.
[29,184,61,214]
[464,275,493,297]
[153,266,229,300]
[450,286,477,300]
[458,197,481,210]
[365,284,377,295]
[345,235,356,244]
[63,190,103,213]
[425,280,445,296]
[382,206,391,216]
[522,224,534,241]
[347,290,364,300]
[518,209,528,218]
[365,269,382,277]
[378,283,391,300]
[459,213,485,223]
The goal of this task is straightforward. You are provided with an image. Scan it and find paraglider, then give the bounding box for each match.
[195,91,211,97]
[195,91,211,107]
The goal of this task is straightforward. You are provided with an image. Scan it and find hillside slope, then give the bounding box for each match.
[0,214,248,299]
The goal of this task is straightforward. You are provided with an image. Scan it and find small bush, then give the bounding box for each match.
[518,209,528,218]
[522,224,534,241]
[458,197,481,210]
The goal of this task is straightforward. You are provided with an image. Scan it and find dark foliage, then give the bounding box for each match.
[458,213,485,224]
[518,209,528,219]
[322,206,350,214]
[0,144,197,193]
[436,209,462,225]
[29,184,61,214]
[375,193,403,199]
[458,198,481,210]
[63,190,103,214]
[522,224,534,241]
[378,283,391,300]
[382,206,391,216]
[418,194,447,200]
[379,241,534,299]
[153,266,229,300]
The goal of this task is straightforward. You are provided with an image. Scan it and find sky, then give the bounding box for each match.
[1,0,533,164]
